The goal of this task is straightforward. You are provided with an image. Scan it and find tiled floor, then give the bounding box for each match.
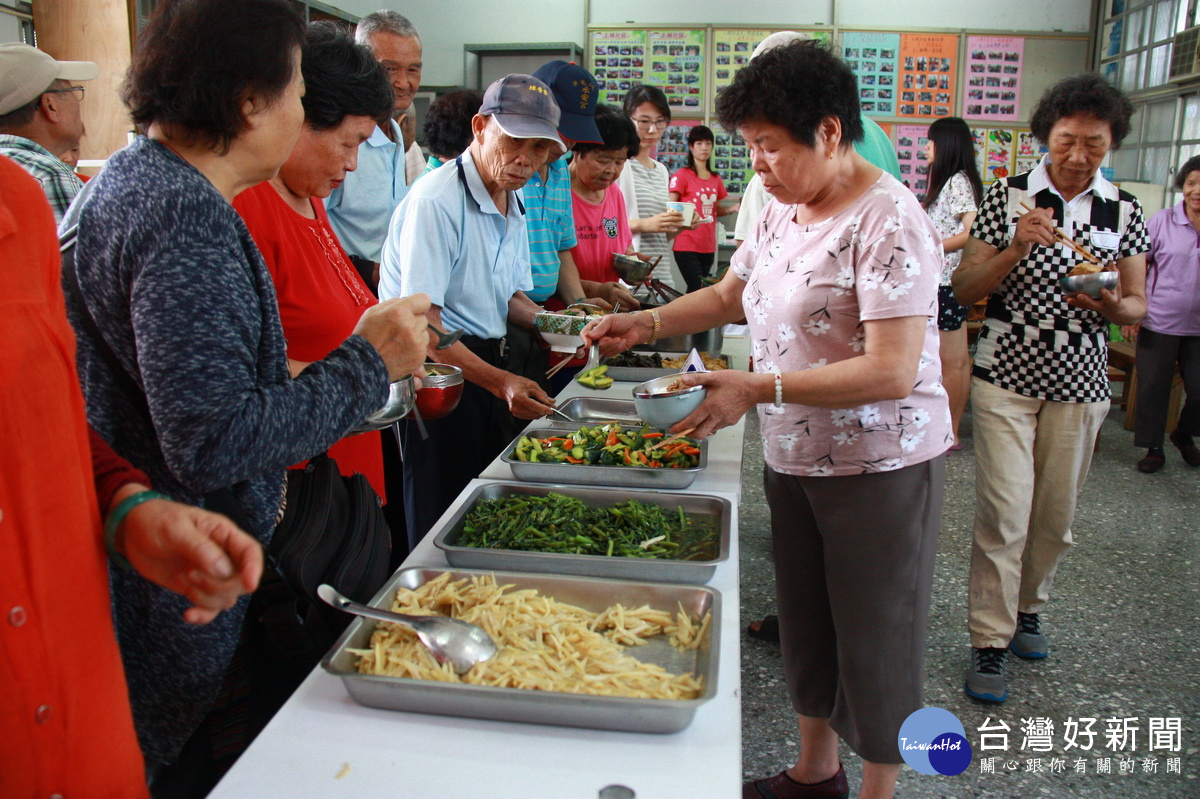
[738,404,1199,797]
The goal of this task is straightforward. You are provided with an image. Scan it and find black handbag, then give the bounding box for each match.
[61,222,392,661]
[252,455,392,660]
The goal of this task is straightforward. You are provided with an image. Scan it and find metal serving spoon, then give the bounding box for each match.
[430,323,464,349]
[317,584,497,673]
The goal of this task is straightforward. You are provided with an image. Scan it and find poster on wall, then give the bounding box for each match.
[713,29,831,95]
[1015,129,1047,174]
[714,127,752,194]
[961,36,1025,123]
[590,30,648,107]
[895,124,931,198]
[842,32,901,117]
[655,120,702,175]
[973,128,1016,183]
[713,29,771,95]
[897,34,958,120]
[647,30,706,113]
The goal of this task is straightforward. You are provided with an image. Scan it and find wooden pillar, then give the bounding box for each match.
[32,0,134,162]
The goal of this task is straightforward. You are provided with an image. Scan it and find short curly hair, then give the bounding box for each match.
[572,103,639,159]
[122,0,305,154]
[1030,73,1134,149]
[421,90,482,160]
[1174,154,1200,190]
[716,40,863,148]
[301,22,393,131]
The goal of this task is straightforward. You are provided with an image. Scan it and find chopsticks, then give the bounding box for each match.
[545,355,573,380]
[645,427,696,453]
[1018,202,1103,265]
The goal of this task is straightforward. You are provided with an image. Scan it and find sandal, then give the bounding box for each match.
[747,614,780,643]
[743,767,849,799]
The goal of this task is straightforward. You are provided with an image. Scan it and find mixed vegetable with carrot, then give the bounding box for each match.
[457,491,718,560]
[511,423,701,469]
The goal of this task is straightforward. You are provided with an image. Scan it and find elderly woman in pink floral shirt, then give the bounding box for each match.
[586,41,949,799]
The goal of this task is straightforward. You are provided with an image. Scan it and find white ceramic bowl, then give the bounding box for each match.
[632,374,707,428]
[1060,271,1118,299]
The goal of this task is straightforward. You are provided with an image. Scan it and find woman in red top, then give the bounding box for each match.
[568,103,644,306]
[669,125,737,293]
[234,23,394,500]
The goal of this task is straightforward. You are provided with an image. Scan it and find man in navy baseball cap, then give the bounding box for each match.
[532,60,602,145]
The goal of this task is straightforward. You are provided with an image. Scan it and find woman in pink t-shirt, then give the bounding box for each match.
[568,104,643,309]
[668,125,736,292]
[585,41,949,799]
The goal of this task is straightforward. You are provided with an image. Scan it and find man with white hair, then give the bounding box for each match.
[326,9,426,290]
[0,43,98,223]
[379,74,561,546]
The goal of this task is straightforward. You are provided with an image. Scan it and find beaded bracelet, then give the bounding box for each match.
[104,489,170,570]
[646,308,662,344]
[772,367,783,409]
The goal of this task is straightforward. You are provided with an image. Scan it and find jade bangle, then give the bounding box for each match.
[104,489,170,570]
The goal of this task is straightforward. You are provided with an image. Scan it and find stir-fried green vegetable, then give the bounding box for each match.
[511,423,701,469]
[457,492,718,560]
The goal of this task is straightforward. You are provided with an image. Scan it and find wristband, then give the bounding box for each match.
[104,489,170,570]
[772,367,783,408]
[646,308,661,344]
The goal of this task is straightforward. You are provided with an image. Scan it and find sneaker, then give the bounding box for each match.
[1170,430,1200,467]
[964,646,1007,703]
[1010,611,1049,659]
[1137,448,1165,473]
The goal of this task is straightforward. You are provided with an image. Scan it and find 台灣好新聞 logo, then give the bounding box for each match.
[898,707,973,775]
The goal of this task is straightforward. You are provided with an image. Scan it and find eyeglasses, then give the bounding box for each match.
[633,116,669,131]
[44,85,85,102]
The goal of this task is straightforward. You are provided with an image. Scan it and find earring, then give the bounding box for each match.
[827,150,834,160]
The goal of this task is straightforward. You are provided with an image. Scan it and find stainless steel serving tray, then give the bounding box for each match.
[602,352,728,382]
[546,397,643,427]
[503,427,706,489]
[433,481,730,583]
[321,567,720,733]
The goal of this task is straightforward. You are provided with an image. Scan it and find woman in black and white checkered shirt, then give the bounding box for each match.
[952,73,1149,706]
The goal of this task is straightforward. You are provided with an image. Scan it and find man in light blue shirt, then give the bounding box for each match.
[379,74,562,545]
[326,10,425,290]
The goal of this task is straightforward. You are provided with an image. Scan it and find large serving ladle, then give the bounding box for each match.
[318,584,497,674]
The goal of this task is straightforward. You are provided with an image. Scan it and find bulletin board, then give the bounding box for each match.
[590,30,647,106]
[589,28,706,113]
[713,28,831,96]
[656,119,703,174]
[586,24,1087,196]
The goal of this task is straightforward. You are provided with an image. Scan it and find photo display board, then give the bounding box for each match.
[895,124,931,198]
[714,127,752,193]
[897,34,958,120]
[655,119,702,175]
[842,32,901,117]
[962,36,1026,122]
[589,28,705,113]
[590,30,648,106]
[714,29,832,96]
[647,30,706,112]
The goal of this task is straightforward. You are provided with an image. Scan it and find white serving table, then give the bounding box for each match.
[210,378,746,799]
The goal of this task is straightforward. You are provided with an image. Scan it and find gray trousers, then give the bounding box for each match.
[765,456,945,764]
[1133,327,1200,448]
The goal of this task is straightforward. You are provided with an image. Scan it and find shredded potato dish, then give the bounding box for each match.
[351,573,710,700]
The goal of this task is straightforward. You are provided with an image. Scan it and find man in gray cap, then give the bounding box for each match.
[379,73,562,546]
[0,43,98,223]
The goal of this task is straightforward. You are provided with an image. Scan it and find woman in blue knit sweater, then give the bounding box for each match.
[62,0,430,791]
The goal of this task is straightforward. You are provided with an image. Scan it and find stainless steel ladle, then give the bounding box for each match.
[318,584,497,673]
